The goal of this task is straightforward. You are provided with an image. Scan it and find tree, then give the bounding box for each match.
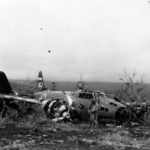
[116,70,145,102]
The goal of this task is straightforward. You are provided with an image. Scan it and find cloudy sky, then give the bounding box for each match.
[0,0,150,82]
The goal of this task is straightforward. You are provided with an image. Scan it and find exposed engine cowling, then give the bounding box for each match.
[43,99,69,120]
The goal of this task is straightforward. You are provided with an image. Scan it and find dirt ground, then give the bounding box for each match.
[0,121,99,150]
[0,121,149,150]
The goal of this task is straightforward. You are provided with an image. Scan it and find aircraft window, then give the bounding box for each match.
[100,94,105,97]
[87,93,93,99]
[84,94,88,99]
[100,107,108,112]
[109,102,117,106]
[79,93,84,98]
[96,92,106,97]
[101,107,104,111]
[79,93,93,99]
[90,94,94,99]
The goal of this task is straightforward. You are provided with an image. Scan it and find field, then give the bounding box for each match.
[1,118,150,150]
[0,80,149,150]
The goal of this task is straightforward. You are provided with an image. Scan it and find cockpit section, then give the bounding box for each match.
[78,91,94,99]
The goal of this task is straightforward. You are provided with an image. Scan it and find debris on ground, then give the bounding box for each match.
[0,120,150,150]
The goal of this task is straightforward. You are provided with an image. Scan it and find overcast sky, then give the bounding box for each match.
[0,0,150,82]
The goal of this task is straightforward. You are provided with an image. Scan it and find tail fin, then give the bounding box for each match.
[0,71,12,94]
[37,71,45,90]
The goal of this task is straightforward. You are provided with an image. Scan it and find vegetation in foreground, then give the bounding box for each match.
[0,112,150,150]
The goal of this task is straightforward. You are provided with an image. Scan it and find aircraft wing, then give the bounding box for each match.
[0,94,41,104]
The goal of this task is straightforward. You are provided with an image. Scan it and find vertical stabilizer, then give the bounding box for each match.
[0,71,12,94]
[37,71,45,90]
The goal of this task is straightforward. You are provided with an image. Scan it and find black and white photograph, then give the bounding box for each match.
[0,0,150,149]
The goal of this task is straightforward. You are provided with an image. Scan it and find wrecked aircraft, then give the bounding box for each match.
[1,70,150,126]
[33,71,150,125]
[31,71,129,124]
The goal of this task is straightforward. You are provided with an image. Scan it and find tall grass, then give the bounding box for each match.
[95,127,150,150]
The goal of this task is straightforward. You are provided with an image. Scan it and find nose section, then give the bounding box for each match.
[115,107,130,125]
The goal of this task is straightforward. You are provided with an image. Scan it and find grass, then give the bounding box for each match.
[0,142,29,150]
[1,113,150,150]
[94,127,150,150]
